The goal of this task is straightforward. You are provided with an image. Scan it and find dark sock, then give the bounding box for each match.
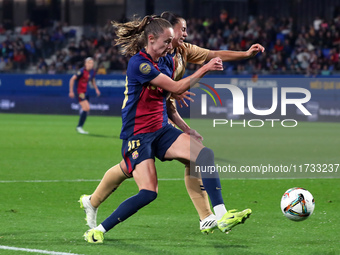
[101,189,157,231]
[77,111,87,127]
[195,147,224,207]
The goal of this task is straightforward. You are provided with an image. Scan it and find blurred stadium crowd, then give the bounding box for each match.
[0,11,339,76]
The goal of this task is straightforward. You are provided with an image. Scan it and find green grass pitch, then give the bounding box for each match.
[0,113,339,255]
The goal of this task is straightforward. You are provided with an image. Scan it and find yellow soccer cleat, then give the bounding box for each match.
[217,209,252,233]
[83,229,104,244]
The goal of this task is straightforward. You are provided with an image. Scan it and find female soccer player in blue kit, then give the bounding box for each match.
[83,16,251,243]
[69,57,101,134]
[80,12,264,235]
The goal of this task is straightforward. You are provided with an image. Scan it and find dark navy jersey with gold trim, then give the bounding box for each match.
[120,49,174,140]
[75,67,96,95]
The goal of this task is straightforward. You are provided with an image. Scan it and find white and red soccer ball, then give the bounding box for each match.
[280,187,315,221]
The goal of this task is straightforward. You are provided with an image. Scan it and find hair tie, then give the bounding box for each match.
[147,16,154,25]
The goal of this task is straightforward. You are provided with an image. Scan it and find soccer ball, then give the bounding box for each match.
[280,187,315,221]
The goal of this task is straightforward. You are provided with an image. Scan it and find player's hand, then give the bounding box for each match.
[172,91,195,108]
[69,91,75,98]
[246,43,265,58]
[185,128,203,143]
[205,57,223,71]
[96,89,101,97]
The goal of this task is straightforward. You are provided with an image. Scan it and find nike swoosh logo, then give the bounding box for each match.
[226,215,235,220]
[216,187,222,190]
[92,233,98,242]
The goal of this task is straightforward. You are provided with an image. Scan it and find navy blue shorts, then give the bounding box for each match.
[77,93,89,102]
[122,124,183,174]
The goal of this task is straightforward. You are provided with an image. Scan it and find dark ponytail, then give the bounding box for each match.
[113,15,172,56]
[160,11,183,26]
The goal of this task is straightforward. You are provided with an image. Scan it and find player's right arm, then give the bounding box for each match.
[206,43,265,62]
[150,57,223,95]
[182,42,265,64]
[69,74,77,98]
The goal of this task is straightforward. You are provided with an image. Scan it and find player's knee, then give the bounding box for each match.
[195,147,214,165]
[139,189,157,204]
[81,104,90,112]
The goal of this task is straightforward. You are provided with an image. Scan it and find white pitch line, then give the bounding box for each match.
[0,178,183,183]
[0,245,83,255]
[0,179,102,183]
[0,177,330,184]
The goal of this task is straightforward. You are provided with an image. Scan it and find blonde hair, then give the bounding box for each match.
[112,15,172,56]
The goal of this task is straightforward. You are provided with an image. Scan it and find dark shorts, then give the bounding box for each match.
[77,92,89,103]
[122,124,183,174]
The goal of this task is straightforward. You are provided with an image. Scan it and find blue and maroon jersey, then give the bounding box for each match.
[75,67,96,94]
[120,49,175,140]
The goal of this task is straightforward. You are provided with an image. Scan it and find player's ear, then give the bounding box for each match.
[148,34,155,44]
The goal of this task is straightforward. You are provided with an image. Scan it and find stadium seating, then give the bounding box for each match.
[0,14,339,75]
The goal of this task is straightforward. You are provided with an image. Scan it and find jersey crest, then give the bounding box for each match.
[139,63,151,74]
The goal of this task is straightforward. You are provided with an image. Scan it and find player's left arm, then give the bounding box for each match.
[206,43,265,62]
[166,99,203,142]
[91,78,101,96]
[171,91,196,108]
